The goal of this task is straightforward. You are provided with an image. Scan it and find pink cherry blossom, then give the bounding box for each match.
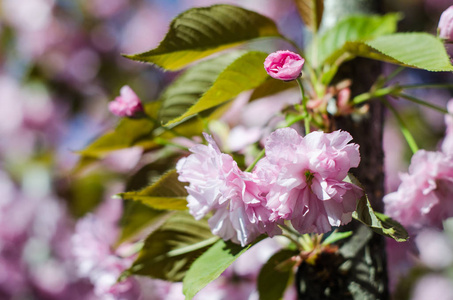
[264,50,304,81]
[438,6,453,41]
[108,85,143,117]
[411,274,453,300]
[254,128,363,234]
[383,150,453,231]
[416,228,453,269]
[72,198,141,299]
[176,133,280,246]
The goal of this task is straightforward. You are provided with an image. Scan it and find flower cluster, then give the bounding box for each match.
[176,128,363,246]
[383,150,453,231]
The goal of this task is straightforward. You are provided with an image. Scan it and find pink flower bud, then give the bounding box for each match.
[108,85,143,117]
[264,50,305,81]
[438,6,453,41]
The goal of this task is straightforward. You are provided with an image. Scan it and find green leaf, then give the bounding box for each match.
[126,211,217,281]
[117,201,171,246]
[183,238,256,299]
[66,172,106,218]
[119,170,188,211]
[249,77,297,101]
[77,102,160,158]
[310,13,399,66]
[294,0,324,32]
[346,174,408,242]
[322,231,353,246]
[158,52,243,125]
[352,193,409,242]
[364,33,453,72]
[124,5,281,71]
[118,158,181,245]
[165,51,269,126]
[258,249,298,300]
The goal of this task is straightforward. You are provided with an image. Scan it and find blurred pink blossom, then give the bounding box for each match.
[102,146,143,173]
[119,4,168,54]
[83,0,129,19]
[384,150,453,231]
[415,228,453,269]
[227,125,262,152]
[254,128,362,234]
[411,274,453,300]
[438,5,453,41]
[264,50,304,81]
[108,86,143,117]
[386,238,417,293]
[72,198,141,299]
[176,133,279,246]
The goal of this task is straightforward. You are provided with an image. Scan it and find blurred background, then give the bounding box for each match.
[0,0,452,299]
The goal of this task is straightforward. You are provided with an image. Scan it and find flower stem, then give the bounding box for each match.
[399,83,453,90]
[281,233,304,250]
[397,93,449,114]
[145,115,184,138]
[382,99,419,154]
[383,66,405,84]
[296,77,311,135]
[154,137,189,151]
[352,86,402,105]
[245,148,265,172]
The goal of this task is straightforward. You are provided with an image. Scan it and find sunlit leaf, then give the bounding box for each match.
[165,51,269,126]
[124,5,281,70]
[364,33,453,72]
[294,0,324,32]
[119,170,188,211]
[125,211,217,281]
[183,238,258,299]
[117,201,171,246]
[258,249,298,300]
[77,102,160,158]
[309,13,399,66]
[158,52,243,125]
[118,157,182,245]
[321,231,353,246]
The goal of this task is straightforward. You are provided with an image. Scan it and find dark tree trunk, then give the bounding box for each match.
[296,1,389,299]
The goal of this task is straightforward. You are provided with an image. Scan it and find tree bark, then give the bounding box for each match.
[296,1,389,299]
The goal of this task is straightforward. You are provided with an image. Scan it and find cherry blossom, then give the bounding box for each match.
[254,128,363,234]
[176,133,279,246]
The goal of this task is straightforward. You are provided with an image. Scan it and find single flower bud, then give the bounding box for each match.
[264,50,305,81]
[438,6,453,41]
[108,85,143,117]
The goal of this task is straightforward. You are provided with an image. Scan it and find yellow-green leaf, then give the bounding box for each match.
[165,51,269,126]
[365,33,453,72]
[309,13,400,67]
[125,211,217,281]
[294,0,324,32]
[183,239,256,299]
[120,170,188,211]
[124,5,281,71]
[77,102,160,158]
[158,52,243,125]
